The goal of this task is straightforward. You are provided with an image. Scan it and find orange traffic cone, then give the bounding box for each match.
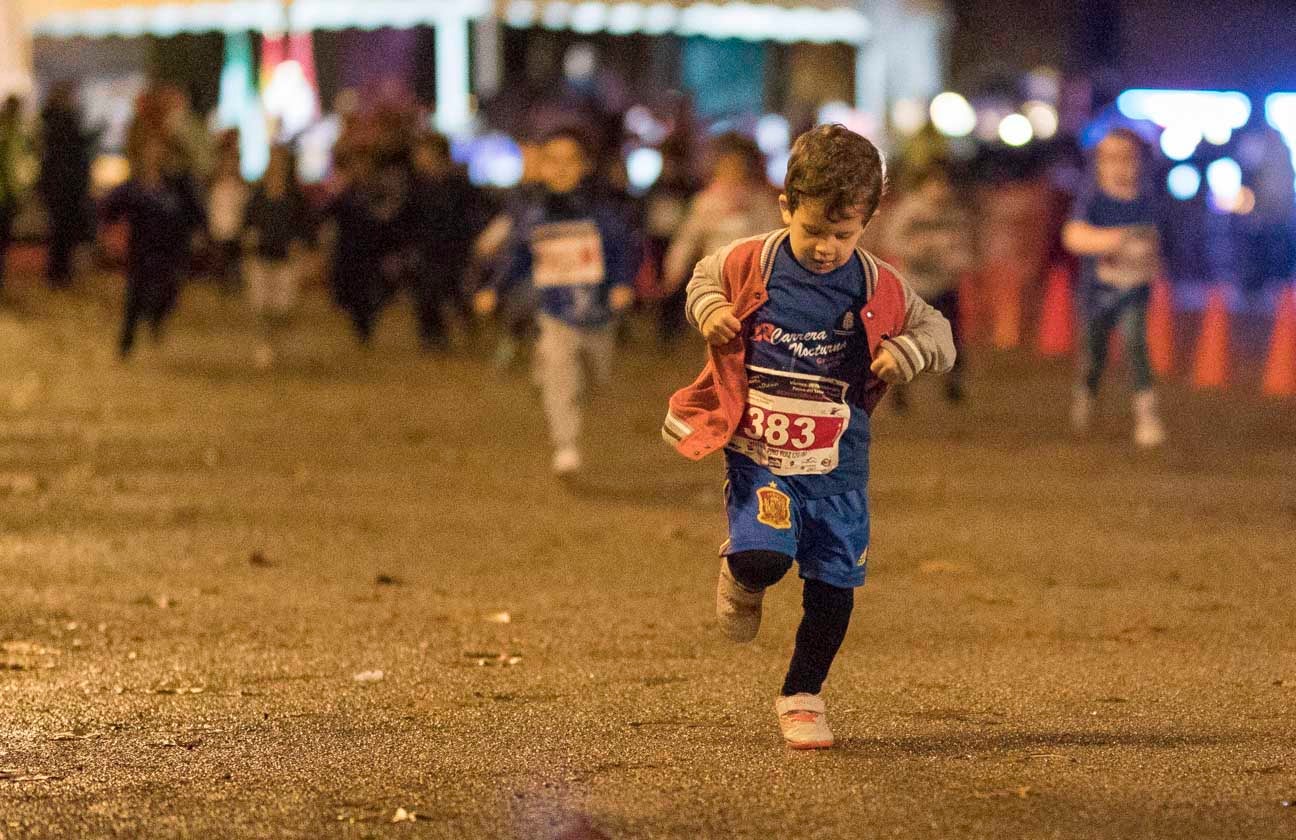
[1036,264,1074,356]
[1147,276,1175,376]
[1191,284,1230,390]
[1261,284,1296,398]
[991,261,1023,350]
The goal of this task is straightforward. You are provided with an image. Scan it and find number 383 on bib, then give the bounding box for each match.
[727,367,851,476]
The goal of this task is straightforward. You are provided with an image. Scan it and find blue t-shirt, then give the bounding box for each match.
[500,188,634,328]
[1070,185,1162,292]
[725,241,872,499]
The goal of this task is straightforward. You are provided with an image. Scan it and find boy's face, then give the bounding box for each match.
[780,195,868,275]
[1096,134,1141,198]
[541,137,589,194]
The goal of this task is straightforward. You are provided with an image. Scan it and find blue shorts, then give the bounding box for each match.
[723,466,871,589]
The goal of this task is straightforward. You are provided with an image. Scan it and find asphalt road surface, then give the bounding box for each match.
[2,274,1295,839]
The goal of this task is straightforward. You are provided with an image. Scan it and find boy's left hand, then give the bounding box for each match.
[609,285,634,313]
[871,347,905,384]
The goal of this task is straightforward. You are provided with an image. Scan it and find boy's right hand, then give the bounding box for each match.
[473,289,498,317]
[700,304,741,345]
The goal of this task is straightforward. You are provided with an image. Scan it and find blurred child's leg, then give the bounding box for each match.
[933,289,965,401]
[781,579,854,697]
[535,315,585,473]
[1122,287,1164,447]
[118,275,146,357]
[1073,288,1121,431]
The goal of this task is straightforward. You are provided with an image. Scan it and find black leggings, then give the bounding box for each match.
[728,550,855,697]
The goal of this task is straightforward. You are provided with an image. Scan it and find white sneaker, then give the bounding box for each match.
[1070,385,1094,434]
[775,693,833,749]
[551,447,582,477]
[715,557,765,643]
[1132,390,1166,449]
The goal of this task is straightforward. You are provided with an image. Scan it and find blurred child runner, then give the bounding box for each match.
[1062,128,1166,448]
[475,128,635,476]
[206,132,248,295]
[663,124,954,749]
[102,134,205,358]
[661,133,782,336]
[242,144,313,369]
[882,160,975,406]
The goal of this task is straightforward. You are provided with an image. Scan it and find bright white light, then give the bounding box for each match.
[1117,89,1251,130]
[998,113,1034,147]
[541,1,572,28]
[626,147,663,192]
[641,3,677,33]
[1159,124,1201,161]
[766,151,790,188]
[262,61,317,139]
[1023,100,1058,140]
[1206,157,1243,204]
[755,114,790,155]
[570,2,607,32]
[468,134,524,188]
[929,92,975,138]
[1167,164,1201,200]
[1202,123,1232,146]
[817,101,853,127]
[605,2,643,34]
[891,98,927,136]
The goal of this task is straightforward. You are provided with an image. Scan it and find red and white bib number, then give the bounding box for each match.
[727,366,850,475]
[531,220,606,288]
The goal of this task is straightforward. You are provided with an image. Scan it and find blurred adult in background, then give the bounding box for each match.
[38,81,96,290]
[101,135,205,358]
[642,135,699,343]
[0,95,27,294]
[1238,125,1296,302]
[206,131,249,295]
[884,161,976,407]
[323,147,392,345]
[662,132,780,312]
[242,144,313,369]
[407,131,484,352]
[470,136,544,368]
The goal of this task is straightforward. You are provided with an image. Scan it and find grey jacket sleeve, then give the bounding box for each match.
[684,248,731,331]
[879,274,957,383]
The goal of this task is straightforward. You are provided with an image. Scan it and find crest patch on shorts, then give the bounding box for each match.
[755,483,792,530]
[857,546,869,566]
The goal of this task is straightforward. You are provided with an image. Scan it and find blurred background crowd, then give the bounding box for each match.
[0,0,1295,365]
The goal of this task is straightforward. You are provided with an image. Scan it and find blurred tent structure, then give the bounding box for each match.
[16,0,949,137]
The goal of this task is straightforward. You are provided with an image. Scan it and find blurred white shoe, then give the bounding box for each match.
[775,693,833,749]
[1133,390,1166,449]
[551,447,581,477]
[1070,385,1094,434]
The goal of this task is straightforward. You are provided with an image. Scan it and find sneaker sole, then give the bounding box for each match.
[785,739,833,750]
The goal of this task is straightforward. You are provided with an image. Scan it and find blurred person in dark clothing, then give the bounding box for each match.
[38,82,96,290]
[101,136,205,358]
[206,132,249,295]
[0,95,27,294]
[407,131,484,352]
[324,148,399,345]
[242,144,314,369]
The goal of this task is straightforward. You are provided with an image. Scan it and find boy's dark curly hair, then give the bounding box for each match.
[784,124,885,223]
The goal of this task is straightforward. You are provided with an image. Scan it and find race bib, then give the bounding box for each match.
[727,366,850,475]
[531,220,606,288]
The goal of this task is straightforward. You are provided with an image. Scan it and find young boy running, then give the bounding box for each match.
[1062,128,1166,448]
[476,128,635,476]
[663,124,954,749]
